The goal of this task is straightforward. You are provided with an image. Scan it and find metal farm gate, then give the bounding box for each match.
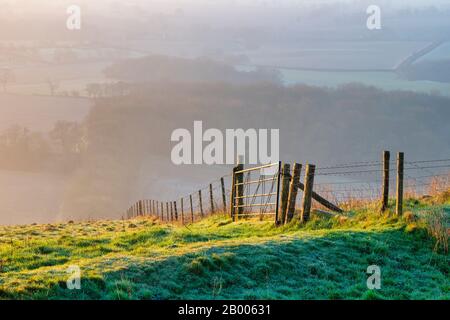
[230,162,282,223]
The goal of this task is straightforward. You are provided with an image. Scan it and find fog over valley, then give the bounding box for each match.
[0,0,449,225]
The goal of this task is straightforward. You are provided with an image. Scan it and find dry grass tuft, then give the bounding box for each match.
[421,208,448,253]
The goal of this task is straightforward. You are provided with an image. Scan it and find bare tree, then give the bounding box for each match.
[86,83,102,98]
[0,68,15,92]
[46,78,60,96]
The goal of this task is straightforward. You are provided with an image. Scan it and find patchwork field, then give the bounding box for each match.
[241,41,430,71]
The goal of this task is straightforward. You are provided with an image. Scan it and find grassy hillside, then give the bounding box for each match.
[0,196,448,300]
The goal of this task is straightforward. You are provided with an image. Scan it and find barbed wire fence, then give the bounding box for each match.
[124,151,450,225]
[312,155,450,212]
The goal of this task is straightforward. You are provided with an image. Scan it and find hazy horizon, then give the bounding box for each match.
[0,0,449,225]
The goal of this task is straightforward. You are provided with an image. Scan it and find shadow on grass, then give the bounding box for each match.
[2,228,448,300]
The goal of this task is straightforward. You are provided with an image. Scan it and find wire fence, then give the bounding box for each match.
[125,154,450,224]
[311,157,450,211]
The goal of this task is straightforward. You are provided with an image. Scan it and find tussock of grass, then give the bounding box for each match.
[0,196,448,300]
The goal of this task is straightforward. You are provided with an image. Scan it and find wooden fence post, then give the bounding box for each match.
[381,151,390,212]
[181,198,184,224]
[230,165,238,219]
[396,152,404,216]
[170,202,174,221]
[301,164,316,223]
[190,194,194,223]
[286,163,301,224]
[221,177,227,212]
[161,202,164,221]
[279,163,291,224]
[275,161,282,224]
[209,184,215,214]
[174,201,178,221]
[236,164,244,220]
[198,190,204,217]
[166,202,169,221]
[138,201,143,216]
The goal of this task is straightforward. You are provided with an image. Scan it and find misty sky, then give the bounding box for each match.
[1,0,449,225]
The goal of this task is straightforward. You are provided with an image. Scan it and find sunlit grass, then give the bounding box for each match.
[0,193,448,300]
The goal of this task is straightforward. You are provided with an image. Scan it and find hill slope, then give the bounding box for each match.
[0,199,448,300]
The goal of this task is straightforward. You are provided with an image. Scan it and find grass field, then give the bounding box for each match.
[0,194,448,300]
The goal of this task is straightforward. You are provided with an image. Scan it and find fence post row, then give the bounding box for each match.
[126,151,408,225]
[301,164,316,223]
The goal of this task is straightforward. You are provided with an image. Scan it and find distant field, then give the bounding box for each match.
[235,41,450,96]
[416,41,450,63]
[242,41,430,71]
[0,94,92,131]
[6,61,110,96]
